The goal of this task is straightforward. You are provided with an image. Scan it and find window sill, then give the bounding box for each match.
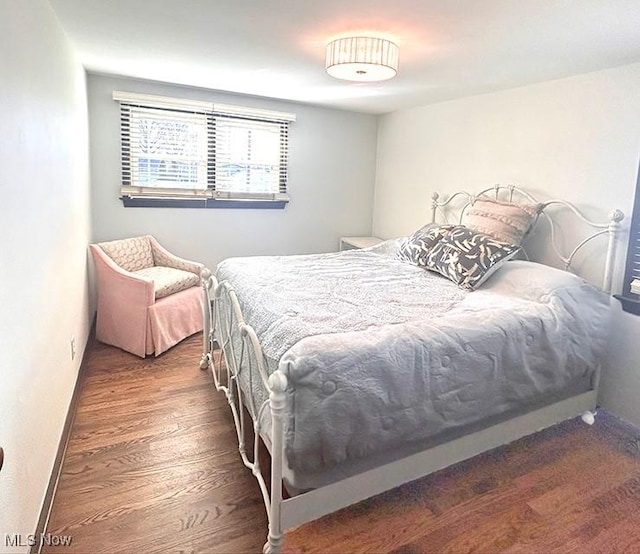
[120,196,288,209]
[614,294,640,315]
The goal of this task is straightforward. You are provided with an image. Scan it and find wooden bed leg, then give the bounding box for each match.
[263,370,288,554]
[581,410,596,425]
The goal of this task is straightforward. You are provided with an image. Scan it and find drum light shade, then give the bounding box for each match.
[326,37,399,82]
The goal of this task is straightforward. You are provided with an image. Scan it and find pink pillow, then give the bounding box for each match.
[462,197,541,245]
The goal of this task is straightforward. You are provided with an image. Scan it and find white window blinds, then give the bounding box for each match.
[114,91,294,202]
[213,117,288,198]
[122,105,211,191]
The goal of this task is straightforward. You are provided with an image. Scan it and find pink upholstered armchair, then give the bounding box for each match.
[90,235,205,358]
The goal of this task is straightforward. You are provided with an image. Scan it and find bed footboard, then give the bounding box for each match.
[201,269,288,554]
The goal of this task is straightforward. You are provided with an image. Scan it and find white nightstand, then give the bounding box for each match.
[339,236,383,251]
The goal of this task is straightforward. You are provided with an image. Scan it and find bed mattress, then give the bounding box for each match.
[215,243,611,488]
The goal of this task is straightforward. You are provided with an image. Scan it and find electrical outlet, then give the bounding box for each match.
[70,336,76,360]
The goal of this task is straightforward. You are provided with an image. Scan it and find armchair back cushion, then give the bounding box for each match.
[99,236,154,272]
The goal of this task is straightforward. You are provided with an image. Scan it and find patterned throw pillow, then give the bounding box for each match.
[397,224,455,267]
[461,197,542,246]
[425,226,520,290]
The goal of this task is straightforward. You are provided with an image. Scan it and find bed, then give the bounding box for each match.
[200,185,624,553]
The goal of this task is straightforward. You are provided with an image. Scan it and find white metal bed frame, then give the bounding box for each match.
[200,185,623,553]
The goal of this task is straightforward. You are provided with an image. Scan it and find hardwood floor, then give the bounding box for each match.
[45,335,640,553]
[283,414,640,554]
[45,336,267,554]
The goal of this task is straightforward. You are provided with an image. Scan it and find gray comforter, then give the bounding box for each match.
[216,247,611,474]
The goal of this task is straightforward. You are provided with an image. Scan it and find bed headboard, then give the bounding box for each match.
[430,184,624,293]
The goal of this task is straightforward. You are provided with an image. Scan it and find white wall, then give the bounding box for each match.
[0,1,91,549]
[373,62,640,424]
[374,64,640,240]
[87,74,377,271]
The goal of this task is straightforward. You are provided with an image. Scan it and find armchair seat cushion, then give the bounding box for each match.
[134,266,200,299]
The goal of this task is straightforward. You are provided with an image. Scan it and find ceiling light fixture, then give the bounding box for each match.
[325,37,399,82]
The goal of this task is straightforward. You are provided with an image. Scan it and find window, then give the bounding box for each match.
[113,91,295,208]
[619,159,640,314]
[124,105,210,190]
[214,116,288,198]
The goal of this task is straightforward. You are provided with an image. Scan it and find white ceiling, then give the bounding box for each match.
[49,0,640,114]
